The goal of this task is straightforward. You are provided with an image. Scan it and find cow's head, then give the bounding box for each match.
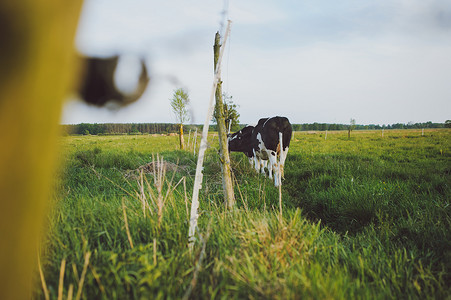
[228,126,254,154]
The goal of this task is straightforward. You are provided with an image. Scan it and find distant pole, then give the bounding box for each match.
[180,123,185,150]
[188,129,191,150]
[382,128,384,138]
[193,128,197,155]
[325,130,328,140]
[422,128,424,136]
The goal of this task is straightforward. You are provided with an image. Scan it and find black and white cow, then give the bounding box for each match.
[228,116,292,186]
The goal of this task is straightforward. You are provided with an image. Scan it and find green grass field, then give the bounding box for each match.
[36,129,450,299]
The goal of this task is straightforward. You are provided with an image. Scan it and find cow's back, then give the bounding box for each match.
[278,116,292,151]
[256,116,292,152]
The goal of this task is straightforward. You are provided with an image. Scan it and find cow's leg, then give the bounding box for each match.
[268,149,280,186]
[253,155,261,172]
[248,156,254,168]
[255,158,261,172]
[260,159,268,175]
[267,157,273,179]
[253,149,265,173]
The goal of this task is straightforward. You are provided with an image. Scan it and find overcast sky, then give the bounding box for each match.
[62,0,451,125]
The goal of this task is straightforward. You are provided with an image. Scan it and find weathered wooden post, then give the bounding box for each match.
[188,21,232,249]
[214,31,235,209]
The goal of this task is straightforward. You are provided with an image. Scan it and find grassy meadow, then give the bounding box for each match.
[36,129,450,299]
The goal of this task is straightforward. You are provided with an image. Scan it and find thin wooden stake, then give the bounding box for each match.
[188,129,191,150]
[67,284,74,300]
[72,263,79,283]
[183,177,189,220]
[193,128,198,155]
[89,264,105,295]
[38,255,50,300]
[188,21,232,250]
[279,175,283,224]
[183,220,213,300]
[122,198,134,249]
[153,239,157,265]
[58,259,66,300]
[139,169,147,218]
[75,252,91,300]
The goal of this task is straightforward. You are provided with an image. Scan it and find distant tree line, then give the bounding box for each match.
[62,121,448,135]
[291,121,446,131]
[62,123,198,135]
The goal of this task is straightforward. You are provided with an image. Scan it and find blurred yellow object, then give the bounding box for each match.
[0,1,83,299]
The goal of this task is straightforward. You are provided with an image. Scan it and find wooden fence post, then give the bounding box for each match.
[214,30,235,210]
[188,21,232,249]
